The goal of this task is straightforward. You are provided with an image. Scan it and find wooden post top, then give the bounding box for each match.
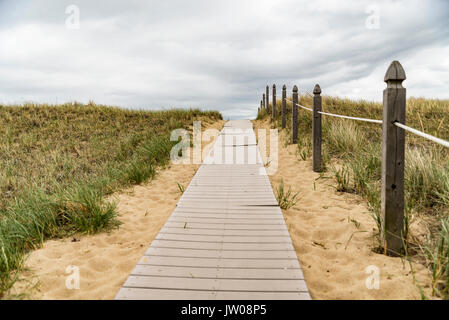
[384,61,406,88]
[273,84,276,89]
[293,85,298,93]
[282,84,286,90]
[313,84,321,95]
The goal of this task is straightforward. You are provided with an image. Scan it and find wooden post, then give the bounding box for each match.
[312,84,322,172]
[291,85,298,144]
[266,85,270,113]
[282,85,286,128]
[381,61,406,257]
[272,84,277,119]
[260,100,262,113]
[262,94,266,111]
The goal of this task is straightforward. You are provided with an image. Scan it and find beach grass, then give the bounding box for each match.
[260,94,449,298]
[0,102,222,298]
[276,179,300,210]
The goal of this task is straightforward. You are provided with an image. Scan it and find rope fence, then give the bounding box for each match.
[285,99,313,112]
[393,122,449,148]
[285,98,449,140]
[258,60,449,257]
[317,111,383,124]
[283,90,449,143]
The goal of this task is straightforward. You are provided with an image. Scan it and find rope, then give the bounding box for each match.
[285,99,313,112]
[318,111,383,124]
[284,98,382,123]
[394,122,449,148]
[283,97,449,147]
[298,104,313,112]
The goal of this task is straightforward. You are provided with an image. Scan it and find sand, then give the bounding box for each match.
[11,119,225,299]
[253,118,434,300]
[12,117,434,300]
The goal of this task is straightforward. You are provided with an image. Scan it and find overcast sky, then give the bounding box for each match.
[0,0,448,119]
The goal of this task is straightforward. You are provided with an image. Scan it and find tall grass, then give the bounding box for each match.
[262,94,449,298]
[0,102,222,298]
[425,218,449,297]
[276,179,300,210]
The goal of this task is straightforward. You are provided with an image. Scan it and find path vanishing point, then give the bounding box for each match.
[115,120,311,300]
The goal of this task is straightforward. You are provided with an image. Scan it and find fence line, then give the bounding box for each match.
[394,122,449,148]
[318,111,383,124]
[259,60,449,257]
[286,98,383,123]
[285,99,313,112]
[285,94,449,139]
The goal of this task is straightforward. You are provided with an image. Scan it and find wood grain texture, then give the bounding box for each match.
[312,84,322,172]
[292,86,299,144]
[381,61,406,256]
[282,84,287,128]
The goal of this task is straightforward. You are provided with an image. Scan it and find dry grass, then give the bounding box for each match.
[0,101,222,298]
[261,94,449,298]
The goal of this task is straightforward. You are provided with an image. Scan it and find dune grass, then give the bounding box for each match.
[0,102,222,298]
[276,179,300,210]
[260,94,449,298]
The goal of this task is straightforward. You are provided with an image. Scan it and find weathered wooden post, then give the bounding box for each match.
[266,85,270,114]
[291,85,298,144]
[262,94,266,111]
[272,84,277,119]
[282,85,286,128]
[381,60,406,256]
[312,84,322,172]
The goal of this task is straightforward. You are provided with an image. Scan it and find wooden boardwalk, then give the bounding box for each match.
[115,120,311,300]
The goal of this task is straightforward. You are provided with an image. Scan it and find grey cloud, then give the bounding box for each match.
[0,0,448,119]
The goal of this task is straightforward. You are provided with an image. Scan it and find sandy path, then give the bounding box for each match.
[253,118,433,300]
[12,119,225,299]
[12,117,434,300]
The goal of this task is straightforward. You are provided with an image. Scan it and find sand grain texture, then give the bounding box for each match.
[12,120,225,300]
[253,118,433,300]
[12,117,434,300]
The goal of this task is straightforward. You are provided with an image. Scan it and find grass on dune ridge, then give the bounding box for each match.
[259,94,449,299]
[0,101,222,298]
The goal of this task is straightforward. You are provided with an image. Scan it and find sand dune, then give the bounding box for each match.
[11,120,225,299]
[12,117,434,299]
[253,118,434,300]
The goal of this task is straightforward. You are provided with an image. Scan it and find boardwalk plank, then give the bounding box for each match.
[130,265,304,279]
[168,217,285,225]
[115,120,310,300]
[145,247,297,259]
[163,222,287,230]
[116,288,310,300]
[123,276,308,292]
[149,240,295,251]
[158,227,290,236]
[155,234,292,243]
[138,256,301,268]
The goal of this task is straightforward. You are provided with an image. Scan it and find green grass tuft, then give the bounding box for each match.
[276,179,300,210]
[0,102,222,298]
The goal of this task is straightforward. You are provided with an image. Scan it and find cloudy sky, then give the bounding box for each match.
[0,0,448,119]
